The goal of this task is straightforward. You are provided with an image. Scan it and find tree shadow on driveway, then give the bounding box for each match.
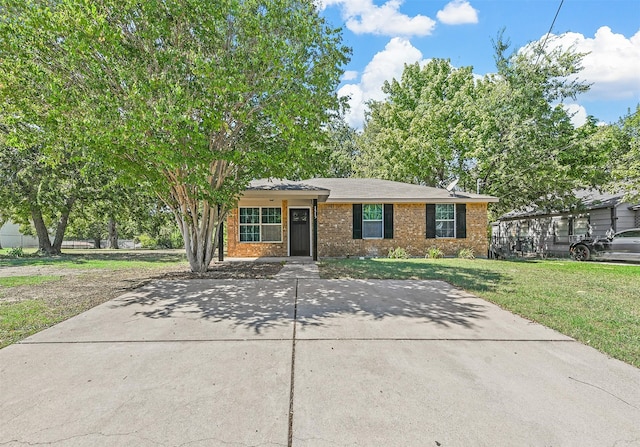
[112,277,493,336]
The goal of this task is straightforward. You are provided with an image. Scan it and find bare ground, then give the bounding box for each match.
[1,261,284,309]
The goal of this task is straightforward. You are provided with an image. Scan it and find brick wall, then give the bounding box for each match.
[317,202,489,258]
[226,201,289,257]
[226,200,491,258]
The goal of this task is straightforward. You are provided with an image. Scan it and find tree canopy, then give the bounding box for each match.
[609,106,640,202]
[1,0,350,270]
[355,34,617,216]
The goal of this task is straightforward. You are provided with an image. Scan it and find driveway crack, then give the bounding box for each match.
[287,278,298,447]
[569,376,639,409]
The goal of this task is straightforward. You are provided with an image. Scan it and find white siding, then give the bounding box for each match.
[0,221,39,248]
[615,203,637,231]
[589,208,613,236]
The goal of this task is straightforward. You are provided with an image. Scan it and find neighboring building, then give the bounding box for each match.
[491,190,640,258]
[226,178,499,259]
[0,221,39,249]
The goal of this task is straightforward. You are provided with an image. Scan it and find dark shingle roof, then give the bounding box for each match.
[244,178,498,203]
[497,189,638,220]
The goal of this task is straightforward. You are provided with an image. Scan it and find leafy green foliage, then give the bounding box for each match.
[318,116,360,177]
[357,60,476,186]
[387,247,409,259]
[609,106,640,202]
[0,0,350,271]
[425,247,444,259]
[6,247,25,258]
[457,248,475,259]
[355,33,612,216]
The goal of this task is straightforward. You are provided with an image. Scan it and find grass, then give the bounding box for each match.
[0,275,61,288]
[0,249,187,269]
[0,250,189,348]
[319,258,640,367]
[0,300,55,347]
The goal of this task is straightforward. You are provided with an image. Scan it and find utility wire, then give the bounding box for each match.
[535,0,565,66]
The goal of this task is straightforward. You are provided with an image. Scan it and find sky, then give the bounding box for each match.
[317,0,640,129]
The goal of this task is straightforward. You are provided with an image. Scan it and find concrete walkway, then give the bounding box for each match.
[275,259,320,279]
[1,279,639,446]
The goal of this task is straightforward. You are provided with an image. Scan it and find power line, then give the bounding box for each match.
[535,0,565,66]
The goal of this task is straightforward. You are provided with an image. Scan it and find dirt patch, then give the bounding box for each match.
[1,261,284,308]
[160,262,284,280]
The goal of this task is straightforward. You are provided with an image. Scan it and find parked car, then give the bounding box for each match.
[570,228,640,262]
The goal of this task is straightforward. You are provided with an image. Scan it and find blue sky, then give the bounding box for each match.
[318,0,640,129]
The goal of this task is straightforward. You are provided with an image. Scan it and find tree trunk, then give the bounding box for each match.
[94,237,101,249]
[31,205,54,255]
[108,217,119,249]
[50,198,75,255]
[174,201,225,273]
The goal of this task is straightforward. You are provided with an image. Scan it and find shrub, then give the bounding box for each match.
[7,247,24,258]
[388,247,409,259]
[458,248,475,259]
[425,247,444,259]
[136,234,158,249]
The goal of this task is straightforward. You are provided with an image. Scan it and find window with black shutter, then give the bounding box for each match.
[426,203,466,238]
[352,204,362,239]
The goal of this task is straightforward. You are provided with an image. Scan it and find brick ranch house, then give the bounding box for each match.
[226,178,498,260]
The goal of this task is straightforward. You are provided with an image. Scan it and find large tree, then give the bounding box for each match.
[355,34,607,216]
[609,106,640,202]
[356,59,476,186]
[1,0,349,271]
[468,34,594,215]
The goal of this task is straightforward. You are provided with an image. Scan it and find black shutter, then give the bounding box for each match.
[384,204,394,239]
[353,204,362,239]
[426,204,436,238]
[456,204,467,239]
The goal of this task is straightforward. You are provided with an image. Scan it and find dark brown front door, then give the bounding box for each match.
[289,209,310,256]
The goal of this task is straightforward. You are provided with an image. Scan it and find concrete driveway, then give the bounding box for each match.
[1,278,639,446]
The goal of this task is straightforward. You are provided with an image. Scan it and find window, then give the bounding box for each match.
[426,204,465,239]
[353,204,394,240]
[573,217,589,236]
[362,204,383,238]
[435,204,455,238]
[239,207,282,242]
[554,217,569,244]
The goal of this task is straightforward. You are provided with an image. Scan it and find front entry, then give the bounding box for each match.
[289,208,310,256]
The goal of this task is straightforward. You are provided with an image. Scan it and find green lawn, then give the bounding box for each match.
[0,275,61,288]
[0,250,188,348]
[319,258,640,367]
[0,300,55,347]
[0,249,187,269]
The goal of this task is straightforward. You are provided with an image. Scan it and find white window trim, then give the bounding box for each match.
[362,203,384,239]
[435,203,456,239]
[239,207,283,243]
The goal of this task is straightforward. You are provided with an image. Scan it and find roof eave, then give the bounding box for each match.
[324,197,499,204]
[241,189,330,201]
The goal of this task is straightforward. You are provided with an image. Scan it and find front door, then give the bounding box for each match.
[289,209,310,256]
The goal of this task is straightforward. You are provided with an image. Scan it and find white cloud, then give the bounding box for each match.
[341,70,359,81]
[339,37,424,128]
[320,0,436,37]
[436,0,479,25]
[562,103,588,127]
[533,27,640,102]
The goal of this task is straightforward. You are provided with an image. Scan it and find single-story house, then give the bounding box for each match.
[491,190,640,258]
[226,178,499,259]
